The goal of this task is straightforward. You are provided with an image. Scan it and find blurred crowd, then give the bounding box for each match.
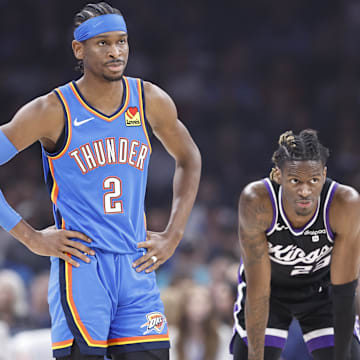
[0,0,359,359]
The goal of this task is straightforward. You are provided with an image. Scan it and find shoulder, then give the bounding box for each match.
[239,180,274,230]
[240,179,272,205]
[332,183,360,209]
[1,90,65,151]
[24,91,65,134]
[30,91,63,117]
[143,81,177,130]
[10,90,63,119]
[329,183,360,230]
[143,81,172,102]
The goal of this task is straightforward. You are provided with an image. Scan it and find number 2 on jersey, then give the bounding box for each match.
[103,177,123,214]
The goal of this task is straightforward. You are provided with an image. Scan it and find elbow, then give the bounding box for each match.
[192,145,202,171]
[178,143,202,174]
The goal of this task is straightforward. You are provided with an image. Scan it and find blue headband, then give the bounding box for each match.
[74,14,127,42]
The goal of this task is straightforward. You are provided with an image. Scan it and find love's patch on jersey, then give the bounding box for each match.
[141,312,166,335]
[125,107,141,126]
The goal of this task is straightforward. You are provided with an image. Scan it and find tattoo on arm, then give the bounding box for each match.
[246,295,269,360]
[239,193,271,268]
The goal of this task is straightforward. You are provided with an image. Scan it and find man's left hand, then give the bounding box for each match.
[132,231,179,273]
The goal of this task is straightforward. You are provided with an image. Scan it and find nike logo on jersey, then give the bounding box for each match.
[73,117,95,127]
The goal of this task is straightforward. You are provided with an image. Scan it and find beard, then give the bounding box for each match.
[102,73,123,82]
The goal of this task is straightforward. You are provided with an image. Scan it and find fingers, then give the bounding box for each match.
[137,241,148,249]
[59,252,80,268]
[65,239,95,256]
[132,253,160,273]
[144,262,160,273]
[64,230,92,243]
[62,244,92,265]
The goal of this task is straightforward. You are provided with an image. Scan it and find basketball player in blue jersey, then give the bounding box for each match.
[231,129,360,360]
[0,2,201,360]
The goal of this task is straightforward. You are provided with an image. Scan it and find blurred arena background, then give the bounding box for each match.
[0,0,358,359]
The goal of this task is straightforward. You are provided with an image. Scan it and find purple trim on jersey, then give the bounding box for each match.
[354,317,360,343]
[306,335,334,353]
[279,187,319,234]
[238,261,243,283]
[262,179,276,233]
[242,335,286,349]
[325,182,338,240]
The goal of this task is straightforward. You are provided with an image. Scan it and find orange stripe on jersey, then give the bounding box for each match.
[52,338,74,350]
[48,159,59,205]
[65,261,108,347]
[69,77,130,122]
[137,79,152,153]
[48,88,73,160]
[143,212,147,230]
[108,332,169,346]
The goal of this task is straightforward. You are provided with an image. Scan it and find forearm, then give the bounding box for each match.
[164,149,201,242]
[9,219,39,250]
[0,189,41,252]
[332,280,357,360]
[245,292,270,360]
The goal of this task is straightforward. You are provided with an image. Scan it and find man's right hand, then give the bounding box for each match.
[10,222,95,267]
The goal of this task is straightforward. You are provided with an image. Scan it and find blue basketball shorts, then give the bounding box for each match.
[48,249,169,358]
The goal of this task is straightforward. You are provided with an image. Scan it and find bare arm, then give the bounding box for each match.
[330,185,360,285]
[329,184,360,359]
[0,93,94,267]
[132,81,201,272]
[239,181,273,360]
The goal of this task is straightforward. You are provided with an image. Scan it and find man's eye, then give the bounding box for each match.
[290,179,298,184]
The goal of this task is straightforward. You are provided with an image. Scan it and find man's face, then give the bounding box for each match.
[74,31,129,81]
[277,160,327,217]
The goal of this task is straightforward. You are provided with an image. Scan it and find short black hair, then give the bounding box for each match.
[73,2,123,73]
[270,129,330,180]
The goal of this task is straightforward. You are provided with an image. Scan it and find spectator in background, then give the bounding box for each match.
[169,283,232,360]
[0,269,28,335]
[27,271,51,329]
[10,328,52,360]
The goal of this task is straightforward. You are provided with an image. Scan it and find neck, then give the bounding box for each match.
[75,73,125,116]
[282,196,318,229]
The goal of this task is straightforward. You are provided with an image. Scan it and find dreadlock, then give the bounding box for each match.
[73,2,123,73]
[270,129,330,180]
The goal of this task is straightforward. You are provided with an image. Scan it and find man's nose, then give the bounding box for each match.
[298,184,311,197]
[108,44,121,58]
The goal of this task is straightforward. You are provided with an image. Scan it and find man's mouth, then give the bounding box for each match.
[296,199,312,208]
[105,60,125,70]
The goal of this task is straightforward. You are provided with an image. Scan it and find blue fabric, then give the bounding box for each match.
[0,129,18,165]
[51,251,169,357]
[42,77,151,254]
[0,190,21,231]
[74,14,127,42]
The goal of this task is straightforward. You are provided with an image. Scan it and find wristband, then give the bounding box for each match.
[333,279,357,360]
[0,190,21,231]
[0,130,18,165]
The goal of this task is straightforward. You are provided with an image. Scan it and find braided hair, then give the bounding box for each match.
[270,129,329,180]
[73,2,123,73]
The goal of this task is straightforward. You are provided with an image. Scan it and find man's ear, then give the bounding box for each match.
[272,167,281,184]
[323,166,327,183]
[72,40,84,60]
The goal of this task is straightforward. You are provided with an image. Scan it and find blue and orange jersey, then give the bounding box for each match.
[42,76,152,253]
